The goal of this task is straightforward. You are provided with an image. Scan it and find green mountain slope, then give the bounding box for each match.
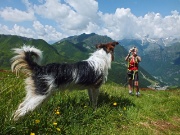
[0,34,64,68]
[60,33,113,47]
[53,41,90,62]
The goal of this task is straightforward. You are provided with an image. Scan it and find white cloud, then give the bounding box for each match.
[0,21,65,43]
[0,7,35,22]
[97,8,140,39]
[34,0,99,31]
[136,11,180,39]
[0,0,180,43]
[32,21,64,42]
[65,0,98,18]
[98,9,180,40]
[0,24,35,37]
[34,0,70,19]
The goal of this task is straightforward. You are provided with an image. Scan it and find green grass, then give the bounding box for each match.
[0,70,180,135]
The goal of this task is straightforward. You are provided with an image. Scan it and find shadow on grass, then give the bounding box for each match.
[56,91,135,111]
[98,92,135,108]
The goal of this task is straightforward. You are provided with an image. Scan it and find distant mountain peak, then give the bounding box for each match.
[56,33,113,46]
[140,36,180,47]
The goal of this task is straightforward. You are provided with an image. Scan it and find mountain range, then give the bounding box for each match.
[1,33,178,88]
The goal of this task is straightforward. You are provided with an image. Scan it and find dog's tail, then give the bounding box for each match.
[11,45,43,76]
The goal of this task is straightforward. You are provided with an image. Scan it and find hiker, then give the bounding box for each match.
[125,47,141,96]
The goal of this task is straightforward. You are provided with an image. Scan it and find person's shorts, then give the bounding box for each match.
[127,70,139,81]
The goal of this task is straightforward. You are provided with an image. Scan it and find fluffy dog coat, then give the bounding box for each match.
[11,42,118,121]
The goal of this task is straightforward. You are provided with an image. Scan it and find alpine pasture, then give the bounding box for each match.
[0,70,179,135]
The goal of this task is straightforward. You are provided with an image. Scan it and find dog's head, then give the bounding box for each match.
[96,41,119,61]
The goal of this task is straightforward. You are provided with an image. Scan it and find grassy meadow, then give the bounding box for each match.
[0,70,180,135]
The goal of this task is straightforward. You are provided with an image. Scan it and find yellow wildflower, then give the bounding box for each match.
[55,111,60,115]
[55,107,60,112]
[123,107,126,110]
[35,119,40,124]
[56,128,61,132]
[30,132,35,135]
[113,102,117,106]
[53,122,57,126]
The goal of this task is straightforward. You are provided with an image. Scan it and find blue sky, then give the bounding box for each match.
[98,0,180,16]
[0,0,180,43]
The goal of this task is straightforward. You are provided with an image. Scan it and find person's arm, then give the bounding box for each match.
[125,49,131,61]
[137,56,141,62]
[125,53,130,61]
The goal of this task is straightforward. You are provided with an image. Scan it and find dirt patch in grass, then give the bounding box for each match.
[151,120,179,131]
[172,116,180,126]
[139,119,180,134]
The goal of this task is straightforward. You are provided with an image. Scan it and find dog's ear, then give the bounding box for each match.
[107,42,119,52]
[96,42,118,53]
[96,42,118,61]
[96,42,118,49]
[105,42,118,53]
[96,44,105,49]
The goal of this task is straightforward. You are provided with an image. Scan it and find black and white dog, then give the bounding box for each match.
[11,42,118,121]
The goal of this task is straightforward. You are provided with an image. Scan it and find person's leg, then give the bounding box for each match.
[128,79,133,94]
[134,81,140,96]
[134,72,140,96]
[134,81,139,92]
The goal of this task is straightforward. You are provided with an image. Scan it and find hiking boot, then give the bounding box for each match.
[129,91,133,95]
[136,92,140,97]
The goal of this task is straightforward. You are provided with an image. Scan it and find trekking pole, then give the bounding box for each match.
[132,79,134,93]
[132,71,135,93]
